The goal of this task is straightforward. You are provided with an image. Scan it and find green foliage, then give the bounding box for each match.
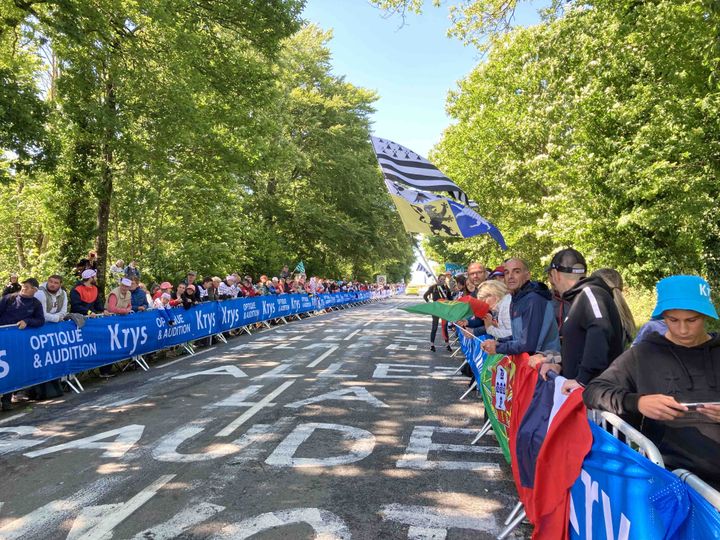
[0,2,413,284]
[426,0,720,291]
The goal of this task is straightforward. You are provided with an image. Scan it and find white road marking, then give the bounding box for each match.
[252,364,299,379]
[204,385,264,408]
[307,345,339,368]
[380,504,499,536]
[343,329,361,340]
[71,474,175,540]
[372,364,457,379]
[172,365,247,380]
[130,502,225,540]
[317,362,357,379]
[284,387,388,409]
[24,424,145,459]
[396,426,502,474]
[212,508,351,540]
[0,412,28,425]
[265,423,375,468]
[216,381,295,437]
[0,426,47,455]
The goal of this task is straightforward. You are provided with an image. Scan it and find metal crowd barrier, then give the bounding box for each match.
[674,469,720,512]
[587,409,665,466]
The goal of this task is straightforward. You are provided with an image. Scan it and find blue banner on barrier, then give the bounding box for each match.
[0,291,375,394]
[569,423,690,539]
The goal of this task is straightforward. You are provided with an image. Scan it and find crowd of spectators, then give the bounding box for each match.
[0,252,394,410]
[426,250,719,489]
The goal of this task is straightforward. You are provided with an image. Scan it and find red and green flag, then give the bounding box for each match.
[401,296,489,322]
[480,353,516,464]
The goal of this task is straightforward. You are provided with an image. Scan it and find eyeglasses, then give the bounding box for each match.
[468,271,484,276]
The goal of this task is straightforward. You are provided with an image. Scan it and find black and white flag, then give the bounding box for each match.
[371,136,477,207]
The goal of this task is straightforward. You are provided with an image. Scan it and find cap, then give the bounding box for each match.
[160,281,172,289]
[81,269,97,280]
[120,277,132,286]
[651,275,718,320]
[225,275,235,282]
[22,277,40,288]
[547,248,587,274]
[489,265,505,278]
[186,284,195,291]
[10,272,18,278]
[187,271,197,276]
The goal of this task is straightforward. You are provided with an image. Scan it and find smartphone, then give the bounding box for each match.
[681,402,720,411]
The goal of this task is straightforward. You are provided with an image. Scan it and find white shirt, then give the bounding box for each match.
[34,285,68,323]
[486,293,513,339]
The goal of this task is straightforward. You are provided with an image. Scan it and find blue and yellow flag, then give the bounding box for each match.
[384,180,507,249]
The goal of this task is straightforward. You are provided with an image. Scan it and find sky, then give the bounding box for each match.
[301,0,547,157]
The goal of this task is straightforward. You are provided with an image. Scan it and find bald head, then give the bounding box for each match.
[467,262,486,287]
[504,258,530,293]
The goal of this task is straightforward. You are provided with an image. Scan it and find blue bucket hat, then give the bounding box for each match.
[651,275,719,320]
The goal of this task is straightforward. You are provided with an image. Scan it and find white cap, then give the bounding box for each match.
[120,277,132,286]
[81,269,96,280]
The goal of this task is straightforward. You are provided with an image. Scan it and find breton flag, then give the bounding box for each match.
[371,136,477,208]
[385,180,507,249]
[415,262,432,277]
[293,261,305,274]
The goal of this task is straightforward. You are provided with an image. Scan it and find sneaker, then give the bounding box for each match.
[430,345,436,352]
[1,401,12,412]
[446,344,453,352]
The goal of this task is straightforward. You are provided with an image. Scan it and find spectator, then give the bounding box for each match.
[170,282,186,307]
[476,280,512,340]
[180,284,199,309]
[538,249,624,394]
[488,265,505,281]
[452,275,468,299]
[632,317,668,346]
[279,265,290,280]
[592,267,637,347]
[35,274,68,323]
[70,269,105,317]
[583,275,720,489]
[2,272,21,297]
[184,271,202,301]
[154,281,172,301]
[457,262,488,335]
[153,292,176,326]
[129,277,149,312]
[480,258,560,356]
[423,274,452,352]
[109,259,125,283]
[277,277,287,294]
[124,260,140,281]
[218,275,237,299]
[271,277,281,294]
[200,276,214,301]
[0,278,45,411]
[106,277,134,315]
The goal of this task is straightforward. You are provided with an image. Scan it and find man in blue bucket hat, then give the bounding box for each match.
[584,275,720,488]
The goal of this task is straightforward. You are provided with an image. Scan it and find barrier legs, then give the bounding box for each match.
[181,342,196,356]
[452,359,468,375]
[470,419,492,445]
[459,380,477,400]
[62,374,84,394]
[213,333,228,344]
[497,504,526,540]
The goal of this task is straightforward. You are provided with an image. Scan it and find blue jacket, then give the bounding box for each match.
[0,294,45,328]
[496,280,559,355]
[130,287,149,311]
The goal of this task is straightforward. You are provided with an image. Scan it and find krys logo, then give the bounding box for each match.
[0,350,9,379]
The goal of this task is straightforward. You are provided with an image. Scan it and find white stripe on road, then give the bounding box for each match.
[0,412,27,425]
[306,346,338,368]
[216,381,295,437]
[343,329,361,340]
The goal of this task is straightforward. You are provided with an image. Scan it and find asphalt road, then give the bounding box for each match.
[0,296,528,539]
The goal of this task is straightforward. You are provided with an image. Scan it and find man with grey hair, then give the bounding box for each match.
[481,257,560,356]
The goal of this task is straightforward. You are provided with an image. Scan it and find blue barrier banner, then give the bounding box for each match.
[676,483,720,539]
[0,291,377,394]
[569,423,690,539]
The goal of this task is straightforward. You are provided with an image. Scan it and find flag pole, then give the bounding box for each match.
[413,235,438,281]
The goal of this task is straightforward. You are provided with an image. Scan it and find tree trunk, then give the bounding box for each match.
[13,182,27,271]
[95,72,116,295]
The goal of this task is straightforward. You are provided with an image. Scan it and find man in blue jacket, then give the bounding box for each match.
[0,278,45,411]
[480,258,559,356]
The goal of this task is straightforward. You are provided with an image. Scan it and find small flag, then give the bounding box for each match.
[294,261,305,274]
[445,262,466,275]
[415,262,432,277]
[402,296,489,322]
[384,180,507,249]
[371,136,476,207]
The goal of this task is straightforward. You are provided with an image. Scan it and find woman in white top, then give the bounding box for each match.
[477,280,512,339]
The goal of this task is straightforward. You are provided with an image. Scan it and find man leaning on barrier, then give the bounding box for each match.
[583,275,720,489]
[0,277,45,411]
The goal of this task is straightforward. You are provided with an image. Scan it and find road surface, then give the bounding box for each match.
[0,297,527,539]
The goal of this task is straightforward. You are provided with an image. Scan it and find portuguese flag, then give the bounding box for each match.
[480,353,516,464]
[402,296,489,322]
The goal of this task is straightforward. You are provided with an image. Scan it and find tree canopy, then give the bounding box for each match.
[0,0,414,286]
